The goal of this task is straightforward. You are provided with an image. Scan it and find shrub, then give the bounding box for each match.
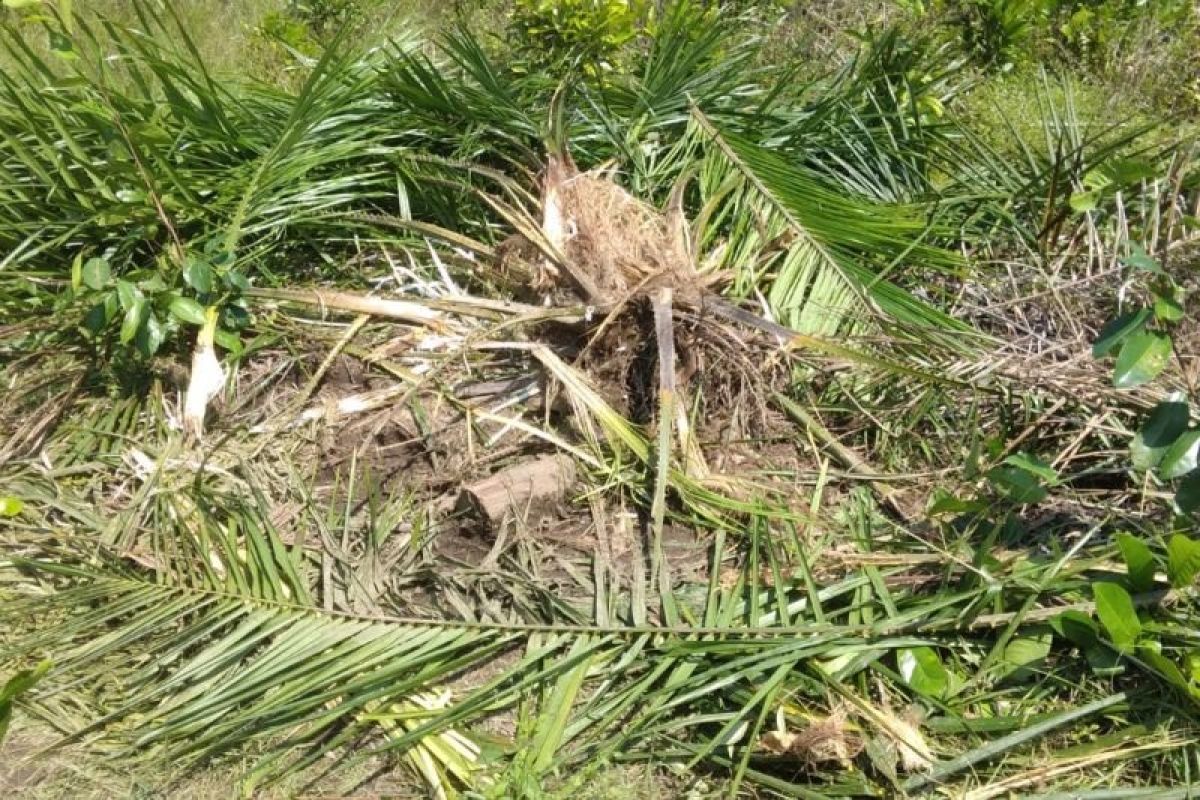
[291,0,374,40]
[942,0,1048,70]
[257,0,383,55]
[1053,0,1192,65]
[257,9,322,56]
[924,0,1197,78]
[509,0,648,72]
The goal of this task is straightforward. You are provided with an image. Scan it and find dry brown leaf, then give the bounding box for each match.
[758,708,863,766]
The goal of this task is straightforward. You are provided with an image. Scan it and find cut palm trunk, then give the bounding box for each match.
[456,454,578,530]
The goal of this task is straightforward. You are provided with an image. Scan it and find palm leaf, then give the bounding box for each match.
[693,110,978,348]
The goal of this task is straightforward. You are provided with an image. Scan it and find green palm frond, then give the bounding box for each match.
[1,400,1186,797]
[2,538,909,796]
[692,110,980,348]
[0,5,423,273]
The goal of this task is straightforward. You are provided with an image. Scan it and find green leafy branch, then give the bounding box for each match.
[71,241,251,360]
[1092,243,1196,514]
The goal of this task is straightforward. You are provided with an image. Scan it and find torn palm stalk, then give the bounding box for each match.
[183,306,227,440]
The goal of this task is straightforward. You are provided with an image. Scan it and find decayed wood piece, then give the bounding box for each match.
[456,454,577,528]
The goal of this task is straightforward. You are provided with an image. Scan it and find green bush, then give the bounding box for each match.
[258,9,322,56]
[290,0,372,39]
[923,0,1197,77]
[257,0,382,54]
[1054,0,1192,65]
[943,0,1047,70]
[509,0,648,72]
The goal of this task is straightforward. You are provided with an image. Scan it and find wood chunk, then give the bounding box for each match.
[456,454,577,529]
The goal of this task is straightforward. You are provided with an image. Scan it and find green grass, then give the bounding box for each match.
[0,0,469,85]
[1,0,287,80]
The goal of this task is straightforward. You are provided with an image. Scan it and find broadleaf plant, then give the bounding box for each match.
[1092,246,1195,514]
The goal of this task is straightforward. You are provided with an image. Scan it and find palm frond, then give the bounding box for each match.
[693,110,978,347]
